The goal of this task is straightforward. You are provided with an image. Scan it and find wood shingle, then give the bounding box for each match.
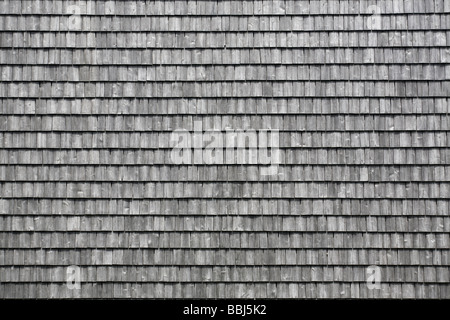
[0,0,449,299]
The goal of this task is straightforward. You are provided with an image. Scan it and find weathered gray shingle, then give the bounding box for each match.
[0,0,449,299]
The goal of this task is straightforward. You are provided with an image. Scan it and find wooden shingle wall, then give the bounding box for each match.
[0,0,449,298]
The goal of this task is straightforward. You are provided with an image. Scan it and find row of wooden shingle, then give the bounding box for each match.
[2,81,449,98]
[2,215,449,233]
[3,165,450,182]
[2,48,448,65]
[2,65,448,82]
[1,265,448,283]
[1,282,449,299]
[1,181,449,199]
[2,31,448,48]
[2,15,449,32]
[1,132,448,148]
[3,115,448,131]
[1,248,448,266]
[2,149,447,165]
[1,98,447,115]
[2,199,447,216]
[1,232,448,250]
[1,0,448,16]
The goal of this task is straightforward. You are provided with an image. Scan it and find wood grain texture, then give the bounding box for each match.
[0,0,449,299]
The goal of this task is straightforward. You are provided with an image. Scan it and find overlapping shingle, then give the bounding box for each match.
[0,0,449,299]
